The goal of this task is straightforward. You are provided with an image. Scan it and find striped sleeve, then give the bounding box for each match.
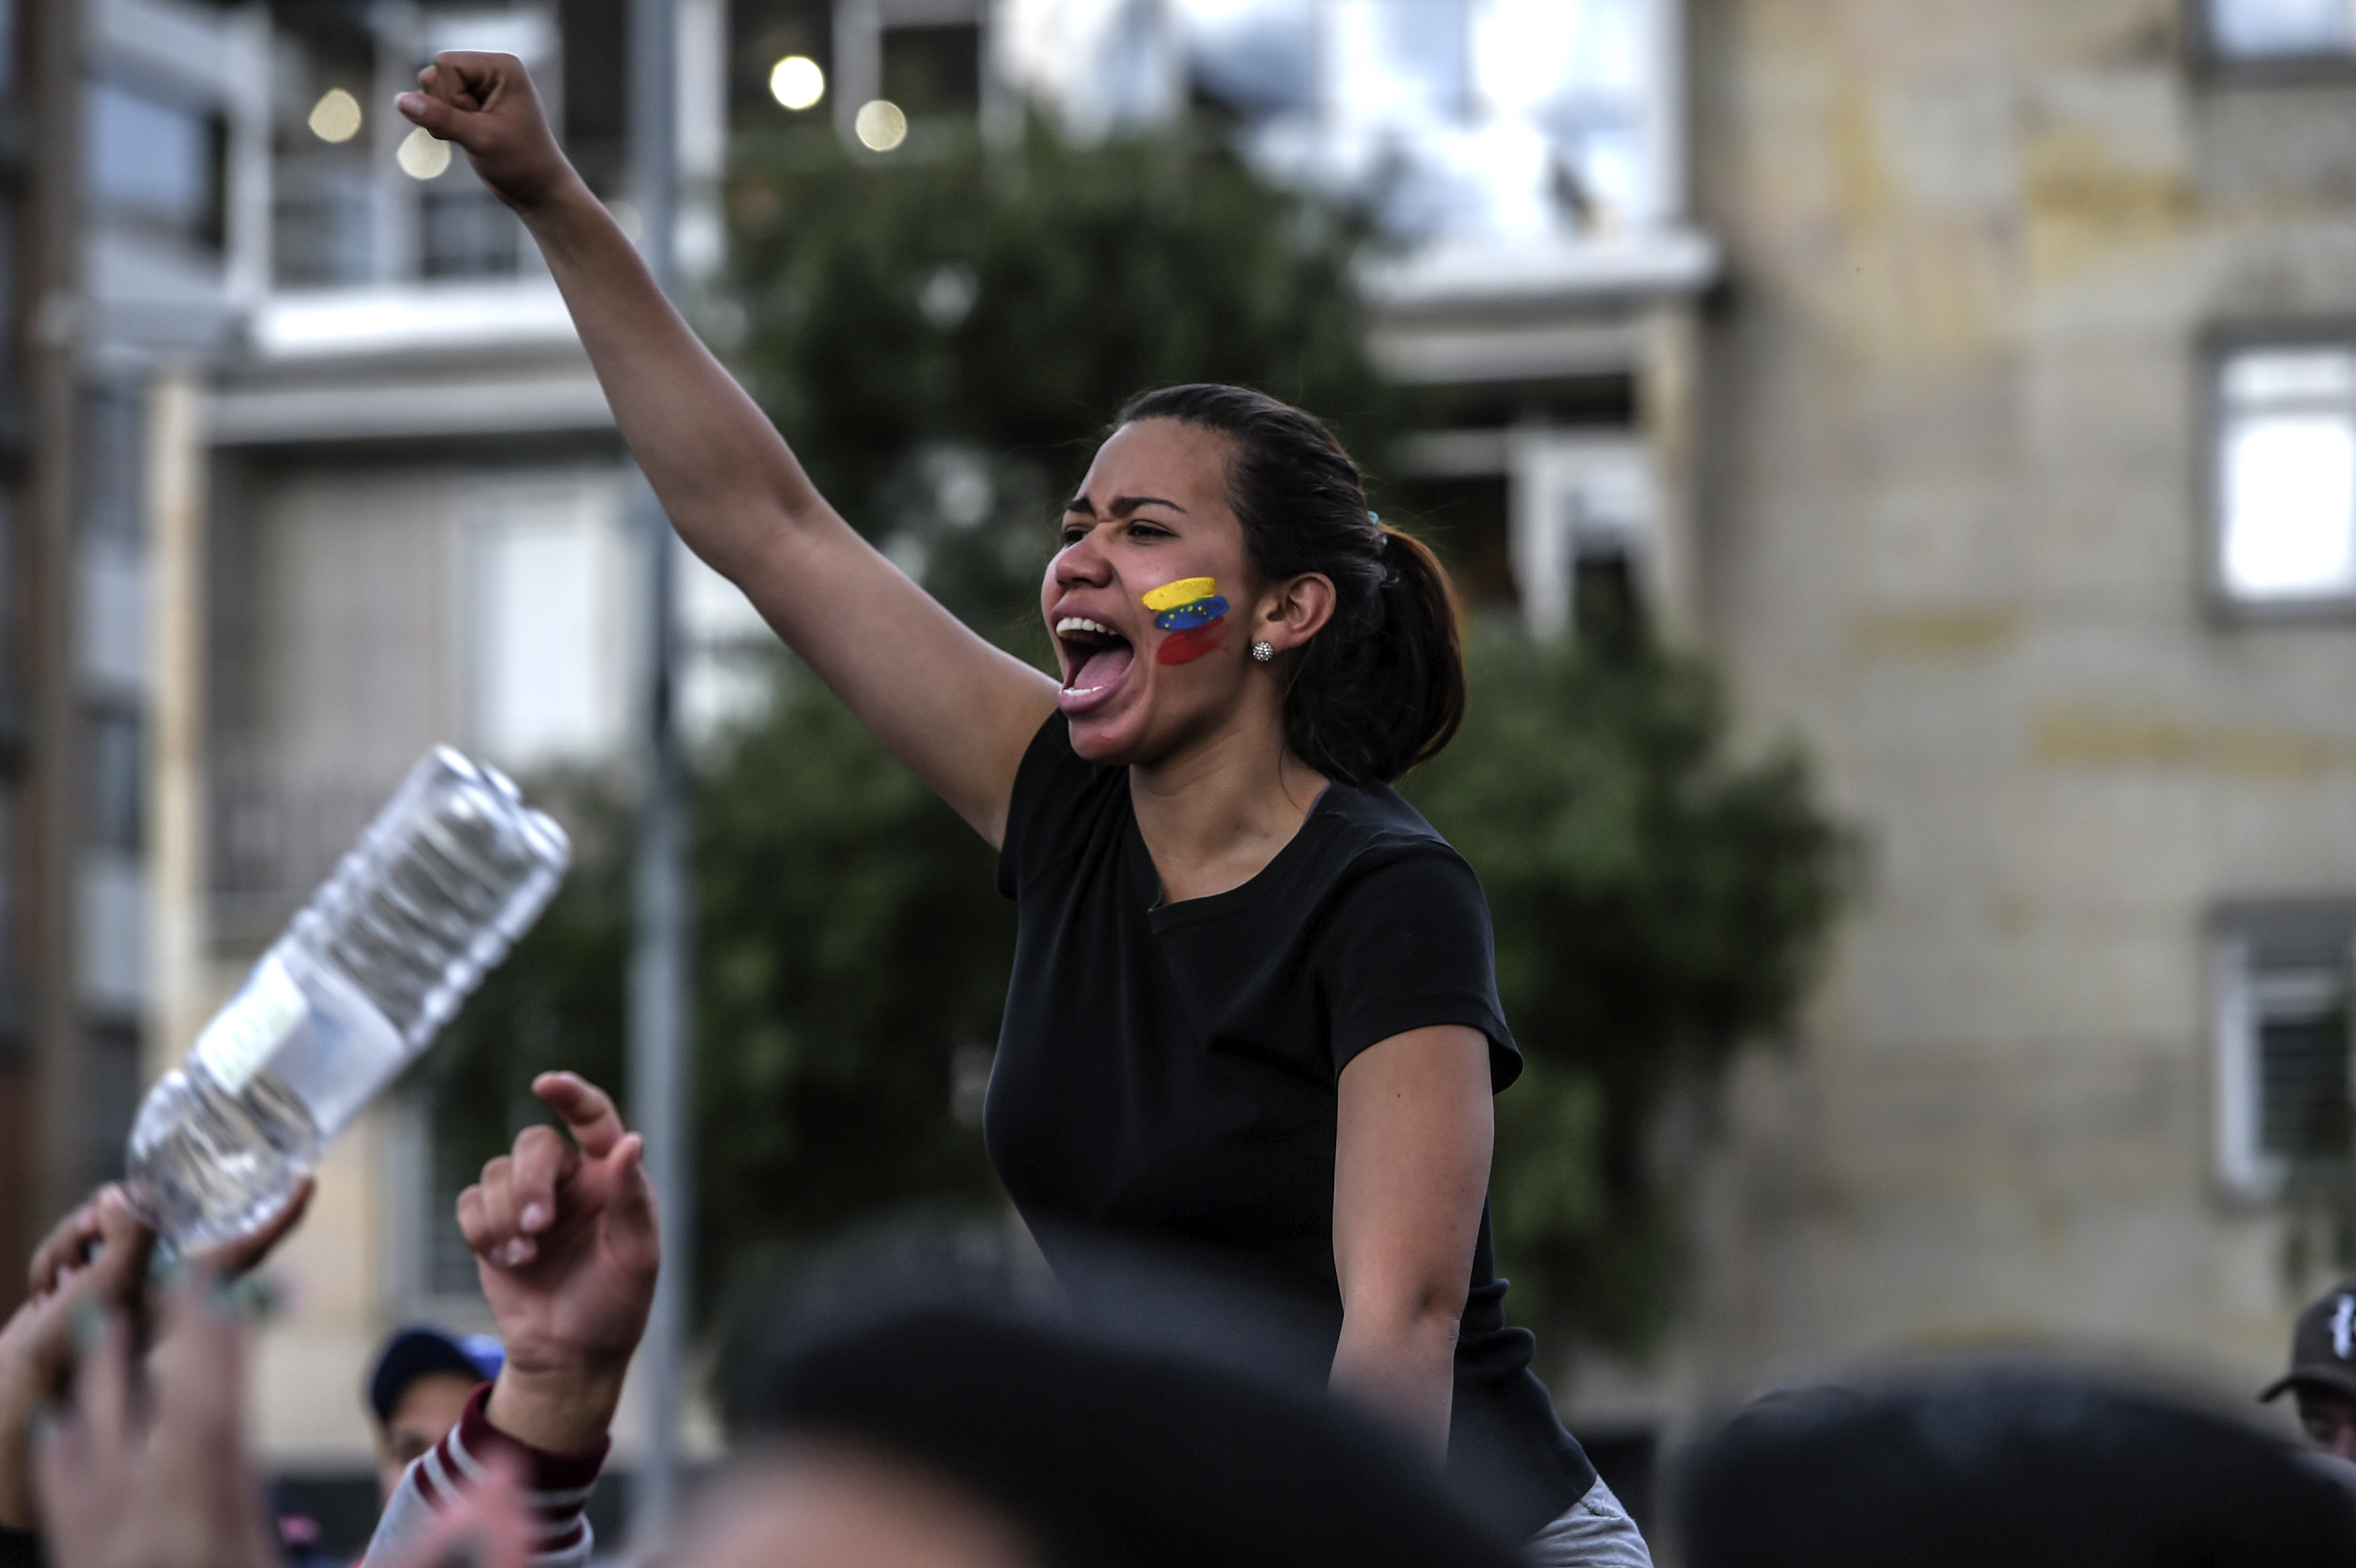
[359,1383,609,1568]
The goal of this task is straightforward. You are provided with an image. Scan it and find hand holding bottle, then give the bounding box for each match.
[0,1183,309,1533]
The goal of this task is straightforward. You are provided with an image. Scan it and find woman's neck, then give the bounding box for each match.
[1128,719,1329,905]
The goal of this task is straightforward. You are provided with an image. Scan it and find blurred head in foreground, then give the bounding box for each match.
[689,1220,1519,1568]
[1676,1367,2356,1568]
[2263,1279,2356,1461]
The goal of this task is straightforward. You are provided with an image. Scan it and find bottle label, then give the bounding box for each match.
[193,954,309,1095]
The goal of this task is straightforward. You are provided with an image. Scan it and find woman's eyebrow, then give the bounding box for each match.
[1063,494,1189,517]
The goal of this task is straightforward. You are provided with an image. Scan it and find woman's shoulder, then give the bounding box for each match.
[1290,780,1491,922]
[1312,778,1466,871]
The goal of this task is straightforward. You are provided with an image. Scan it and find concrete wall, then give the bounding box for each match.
[1681,0,2356,1418]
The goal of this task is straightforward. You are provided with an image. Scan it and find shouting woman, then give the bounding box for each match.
[398,54,1647,1566]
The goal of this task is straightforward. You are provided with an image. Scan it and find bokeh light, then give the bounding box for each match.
[396,125,453,180]
[307,87,361,144]
[854,99,907,152]
[769,54,825,111]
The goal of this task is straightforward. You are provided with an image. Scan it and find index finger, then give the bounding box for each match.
[29,1195,105,1297]
[533,1073,628,1159]
[432,51,518,107]
[414,60,482,113]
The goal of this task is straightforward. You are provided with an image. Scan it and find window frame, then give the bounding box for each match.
[2200,325,2356,621]
[2189,0,2356,81]
[2212,900,2356,1200]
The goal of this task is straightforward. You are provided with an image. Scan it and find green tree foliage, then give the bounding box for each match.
[421,117,1849,1354]
[722,117,1412,637]
[1407,614,1852,1350]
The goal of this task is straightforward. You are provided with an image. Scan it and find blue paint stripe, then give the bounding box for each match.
[1154,596,1228,631]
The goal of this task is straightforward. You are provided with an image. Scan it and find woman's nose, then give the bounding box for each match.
[1053,533,1113,588]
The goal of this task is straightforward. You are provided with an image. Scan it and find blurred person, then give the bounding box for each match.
[2262,1279,2356,1462]
[395,55,1636,1564]
[1673,1368,2356,1568]
[17,1069,647,1568]
[366,1328,505,1505]
[34,1264,536,1568]
[361,1072,658,1568]
[37,1214,1522,1568]
[0,1180,311,1568]
[711,1291,1530,1568]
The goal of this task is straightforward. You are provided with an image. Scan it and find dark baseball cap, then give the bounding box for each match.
[2262,1281,2356,1404]
[368,1325,505,1427]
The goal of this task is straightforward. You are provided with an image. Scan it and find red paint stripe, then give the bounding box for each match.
[1156,621,1226,665]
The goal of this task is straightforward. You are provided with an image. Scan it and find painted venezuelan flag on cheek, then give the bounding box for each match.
[1142,577,1230,665]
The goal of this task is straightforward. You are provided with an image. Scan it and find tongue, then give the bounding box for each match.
[1073,642,1134,690]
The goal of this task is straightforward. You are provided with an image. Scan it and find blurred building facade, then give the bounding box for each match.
[1676,0,2356,1431]
[0,0,764,1524]
[20,0,2356,1527]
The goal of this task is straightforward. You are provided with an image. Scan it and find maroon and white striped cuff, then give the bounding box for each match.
[411,1383,610,1557]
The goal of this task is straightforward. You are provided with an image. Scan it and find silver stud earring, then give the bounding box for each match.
[1251,640,1275,663]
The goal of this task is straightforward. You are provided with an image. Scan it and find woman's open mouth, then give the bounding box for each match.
[1055,616,1135,714]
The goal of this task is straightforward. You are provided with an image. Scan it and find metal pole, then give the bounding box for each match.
[625,0,690,1551]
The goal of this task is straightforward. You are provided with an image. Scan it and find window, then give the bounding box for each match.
[1144,0,1673,242]
[85,80,219,245]
[2215,902,2356,1196]
[2205,0,2356,63]
[882,22,981,117]
[2213,343,2356,607]
[463,473,635,773]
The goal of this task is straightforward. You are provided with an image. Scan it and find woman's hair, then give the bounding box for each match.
[1112,384,1465,786]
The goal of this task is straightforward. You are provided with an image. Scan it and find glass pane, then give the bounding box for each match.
[2210,0,2356,56]
[1328,0,1469,124]
[2221,410,2356,598]
[1473,0,1638,116]
[85,83,214,235]
[273,151,375,290]
[420,188,522,280]
[2259,1010,2353,1159]
[1188,0,1316,115]
[468,483,629,770]
[2223,347,2356,407]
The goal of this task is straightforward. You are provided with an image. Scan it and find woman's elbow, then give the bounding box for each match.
[1343,1280,1470,1353]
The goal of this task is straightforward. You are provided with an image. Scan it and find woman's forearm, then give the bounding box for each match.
[1330,1304,1461,1465]
[517,176,825,582]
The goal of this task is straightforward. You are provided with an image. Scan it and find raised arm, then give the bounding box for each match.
[397,56,1055,844]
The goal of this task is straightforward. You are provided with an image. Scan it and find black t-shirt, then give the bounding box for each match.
[988,716,1596,1537]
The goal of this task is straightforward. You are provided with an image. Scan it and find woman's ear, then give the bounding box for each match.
[1256,573,1336,653]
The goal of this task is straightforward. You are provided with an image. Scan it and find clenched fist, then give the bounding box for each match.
[397,53,578,213]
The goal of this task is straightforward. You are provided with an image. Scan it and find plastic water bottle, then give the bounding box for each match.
[125,748,572,1252]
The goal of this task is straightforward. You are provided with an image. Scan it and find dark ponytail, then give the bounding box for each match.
[1113,384,1466,786]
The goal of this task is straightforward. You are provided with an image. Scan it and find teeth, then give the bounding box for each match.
[1057,617,1117,638]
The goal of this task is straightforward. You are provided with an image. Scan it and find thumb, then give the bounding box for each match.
[395,91,469,143]
[599,1135,660,1253]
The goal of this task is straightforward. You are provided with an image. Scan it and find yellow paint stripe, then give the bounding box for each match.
[1141,577,1217,612]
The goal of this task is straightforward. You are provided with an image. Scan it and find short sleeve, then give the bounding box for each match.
[1317,846,1522,1090]
[997,714,1109,899]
